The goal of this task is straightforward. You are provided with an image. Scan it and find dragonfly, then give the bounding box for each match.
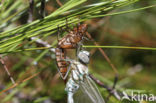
[65,50,105,103]
[55,23,88,80]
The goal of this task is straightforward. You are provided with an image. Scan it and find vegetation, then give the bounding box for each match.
[0,0,156,103]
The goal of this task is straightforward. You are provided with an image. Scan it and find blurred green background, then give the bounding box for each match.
[0,0,156,103]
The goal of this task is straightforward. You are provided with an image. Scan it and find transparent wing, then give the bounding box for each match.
[73,75,105,103]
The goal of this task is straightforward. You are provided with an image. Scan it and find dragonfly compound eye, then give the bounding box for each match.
[78,51,90,64]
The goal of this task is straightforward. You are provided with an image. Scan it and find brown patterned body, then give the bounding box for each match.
[56,24,88,80]
[58,24,88,49]
[55,48,68,79]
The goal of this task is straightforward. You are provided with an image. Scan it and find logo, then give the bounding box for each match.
[121,91,130,101]
[121,90,156,101]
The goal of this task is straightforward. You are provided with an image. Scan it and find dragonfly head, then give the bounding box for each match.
[79,24,88,34]
[78,50,90,64]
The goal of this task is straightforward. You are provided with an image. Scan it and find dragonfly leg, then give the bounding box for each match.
[40,0,45,19]
[76,42,83,57]
[28,0,34,23]
[77,16,81,26]
[65,18,71,33]
[57,25,61,41]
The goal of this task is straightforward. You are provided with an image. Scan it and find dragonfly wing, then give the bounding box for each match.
[73,76,105,103]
